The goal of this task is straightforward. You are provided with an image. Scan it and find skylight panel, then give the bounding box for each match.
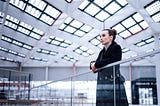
[13,40,23,46]
[79,0,127,22]
[25,5,41,18]
[64,17,73,24]
[80,46,88,51]
[5,21,17,29]
[74,46,94,57]
[1,35,12,42]
[20,22,33,30]
[116,0,128,6]
[18,53,26,58]
[62,55,78,63]
[28,0,46,11]
[133,13,143,22]
[97,44,103,49]
[40,14,55,25]
[59,24,66,30]
[5,15,44,40]
[90,39,100,46]
[38,49,47,54]
[95,10,110,21]
[2,35,33,50]
[82,52,89,57]
[121,17,136,28]
[112,24,125,33]
[87,49,94,55]
[85,3,100,16]
[30,33,41,40]
[145,1,160,15]
[74,30,85,37]
[30,57,48,62]
[0,47,8,52]
[145,37,154,43]
[0,46,26,58]
[145,0,160,22]
[105,2,121,14]
[33,28,44,35]
[10,0,26,10]
[46,36,72,48]
[10,0,62,25]
[55,37,63,42]
[122,48,130,53]
[70,20,83,28]
[9,50,17,55]
[51,40,60,46]
[50,52,57,55]
[17,27,30,35]
[64,26,77,33]
[59,17,93,37]
[79,0,90,10]
[64,40,72,45]
[119,30,131,38]
[128,25,142,34]
[89,35,103,49]
[6,15,19,24]
[60,43,69,48]
[80,25,92,32]
[45,5,61,19]
[134,36,154,47]
[152,13,160,22]
[112,12,147,39]
[94,0,111,8]
[0,56,19,63]
[23,44,32,50]
[37,48,58,56]
[135,41,146,47]
[74,49,83,54]
[139,21,149,29]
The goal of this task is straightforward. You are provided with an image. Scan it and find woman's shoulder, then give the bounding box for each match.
[111,42,121,48]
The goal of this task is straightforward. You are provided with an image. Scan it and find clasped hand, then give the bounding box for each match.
[90,62,96,73]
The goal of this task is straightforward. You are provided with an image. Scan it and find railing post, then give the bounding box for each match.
[113,66,116,106]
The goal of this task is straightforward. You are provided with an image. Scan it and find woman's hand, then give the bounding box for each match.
[91,62,96,73]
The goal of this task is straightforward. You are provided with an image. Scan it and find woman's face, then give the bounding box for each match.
[100,30,113,46]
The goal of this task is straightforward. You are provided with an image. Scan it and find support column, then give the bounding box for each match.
[154,34,160,105]
[45,66,49,81]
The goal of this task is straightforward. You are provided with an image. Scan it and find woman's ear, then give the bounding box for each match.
[110,35,113,40]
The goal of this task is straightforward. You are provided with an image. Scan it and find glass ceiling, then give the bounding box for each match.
[46,36,72,48]
[73,46,94,57]
[111,12,149,39]
[59,17,93,37]
[62,55,78,63]
[145,0,160,22]
[9,0,62,25]
[4,14,44,40]
[1,35,33,50]
[0,0,159,65]
[79,0,128,22]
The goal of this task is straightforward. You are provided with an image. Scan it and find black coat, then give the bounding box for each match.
[92,41,128,106]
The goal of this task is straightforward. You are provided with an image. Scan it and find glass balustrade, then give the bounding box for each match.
[0,49,160,106]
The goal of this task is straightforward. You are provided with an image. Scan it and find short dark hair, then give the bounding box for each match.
[103,29,117,41]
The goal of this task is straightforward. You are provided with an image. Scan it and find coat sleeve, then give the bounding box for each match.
[95,44,122,69]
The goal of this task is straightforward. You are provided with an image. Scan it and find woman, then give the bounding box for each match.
[90,29,128,106]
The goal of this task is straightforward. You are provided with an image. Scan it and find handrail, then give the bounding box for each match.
[30,48,160,89]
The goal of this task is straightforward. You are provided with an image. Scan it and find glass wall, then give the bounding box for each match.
[0,68,32,100]
[28,50,159,106]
